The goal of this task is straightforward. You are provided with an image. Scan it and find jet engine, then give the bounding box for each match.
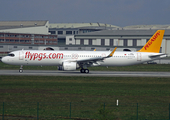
[58,62,79,71]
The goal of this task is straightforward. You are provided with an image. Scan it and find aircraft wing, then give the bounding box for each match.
[69,47,117,63]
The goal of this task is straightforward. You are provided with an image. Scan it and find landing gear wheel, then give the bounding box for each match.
[80,69,85,73]
[19,69,23,73]
[80,69,89,73]
[84,69,89,73]
[19,65,23,73]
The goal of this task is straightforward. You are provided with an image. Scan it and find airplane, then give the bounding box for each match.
[1,30,167,73]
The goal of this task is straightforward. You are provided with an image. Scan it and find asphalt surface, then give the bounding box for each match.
[0,70,170,77]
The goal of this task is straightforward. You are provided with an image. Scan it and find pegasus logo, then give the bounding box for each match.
[144,32,160,50]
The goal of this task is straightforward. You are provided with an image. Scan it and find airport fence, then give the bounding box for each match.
[0,102,170,120]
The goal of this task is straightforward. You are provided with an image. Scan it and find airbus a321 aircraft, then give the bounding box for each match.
[1,30,167,73]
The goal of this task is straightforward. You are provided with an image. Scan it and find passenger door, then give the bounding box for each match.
[19,51,24,60]
[137,53,141,61]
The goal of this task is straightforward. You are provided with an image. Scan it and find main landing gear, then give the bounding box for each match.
[80,68,89,73]
[19,65,23,73]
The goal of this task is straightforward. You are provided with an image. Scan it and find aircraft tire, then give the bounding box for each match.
[19,69,23,73]
[85,69,89,73]
[80,69,85,73]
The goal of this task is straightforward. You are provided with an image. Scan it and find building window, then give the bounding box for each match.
[101,39,105,46]
[44,36,48,38]
[15,40,19,42]
[0,46,3,48]
[25,40,30,43]
[49,31,56,34]
[69,38,72,41]
[29,47,32,49]
[66,31,72,34]
[89,39,92,45]
[0,39,4,42]
[49,36,54,39]
[80,39,84,45]
[10,35,15,37]
[57,31,63,35]
[15,35,19,37]
[133,39,137,46]
[10,40,14,42]
[14,46,17,48]
[0,34,4,37]
[110,39,113,46]
[39,40,44,43]
[20,40,25,42]
[20,35,25,38]
[124,39,128,46]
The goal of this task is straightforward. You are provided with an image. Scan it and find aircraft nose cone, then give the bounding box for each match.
[1,57,8,64]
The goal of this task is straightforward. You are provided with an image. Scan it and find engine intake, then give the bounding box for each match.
[58,62,79,71]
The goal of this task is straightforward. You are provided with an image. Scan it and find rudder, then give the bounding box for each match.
[138,30,165,53]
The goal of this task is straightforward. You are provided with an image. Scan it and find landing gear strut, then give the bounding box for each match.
[80,68,89,73]
[19,65,23,73]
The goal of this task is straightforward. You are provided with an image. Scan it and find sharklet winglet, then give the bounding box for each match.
[108,47,117,57]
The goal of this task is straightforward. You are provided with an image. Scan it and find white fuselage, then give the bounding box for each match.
[1,50,164,67]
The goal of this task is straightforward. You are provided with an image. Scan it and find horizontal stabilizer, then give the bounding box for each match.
[149,54,167,59]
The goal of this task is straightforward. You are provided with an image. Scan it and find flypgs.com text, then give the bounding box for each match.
[25,52,63,61]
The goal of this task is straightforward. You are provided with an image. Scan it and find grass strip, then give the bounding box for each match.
[0,76,170,119]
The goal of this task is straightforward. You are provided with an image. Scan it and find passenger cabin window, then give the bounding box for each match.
[8,53,15,57]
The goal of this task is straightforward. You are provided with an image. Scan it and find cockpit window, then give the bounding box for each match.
[8,53,15,57]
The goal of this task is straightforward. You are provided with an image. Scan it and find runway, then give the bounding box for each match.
[0,70,170,77]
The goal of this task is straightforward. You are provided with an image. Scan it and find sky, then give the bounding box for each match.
[0,0,170,27]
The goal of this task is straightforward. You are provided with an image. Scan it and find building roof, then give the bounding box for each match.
[0,21,48,30]
[49,23,120,29]
[124,25,170,29]
[75,29,170,36]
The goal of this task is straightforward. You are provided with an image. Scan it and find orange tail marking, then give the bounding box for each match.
[138,30,165,53]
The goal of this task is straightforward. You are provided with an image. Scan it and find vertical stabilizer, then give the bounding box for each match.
[138,30,165,53]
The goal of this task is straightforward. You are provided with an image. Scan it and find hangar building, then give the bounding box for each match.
[0,21,170,63]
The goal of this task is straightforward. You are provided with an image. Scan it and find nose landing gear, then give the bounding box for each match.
[19,65,23,73]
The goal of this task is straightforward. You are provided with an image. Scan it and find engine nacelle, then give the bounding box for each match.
[58,62,79,71]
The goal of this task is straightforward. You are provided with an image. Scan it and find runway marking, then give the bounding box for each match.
[0,70,170,77]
